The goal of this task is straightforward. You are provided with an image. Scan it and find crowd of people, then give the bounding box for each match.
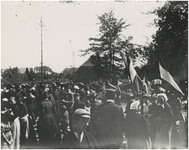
[1,80,188,149]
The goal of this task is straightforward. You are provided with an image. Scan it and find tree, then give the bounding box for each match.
[29,68,35,80]
[62,67,77,81]
[25,68,30,80]
[1,67,21,85]
[148,1,188,80]
[83,10,132,80]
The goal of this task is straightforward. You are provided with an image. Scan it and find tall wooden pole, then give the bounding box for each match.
[41,17,43,81]
[70,40,75,84]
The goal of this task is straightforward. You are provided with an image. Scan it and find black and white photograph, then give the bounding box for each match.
[1,0,188,149]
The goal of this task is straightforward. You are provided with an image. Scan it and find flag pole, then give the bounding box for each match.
[40,17,43,81]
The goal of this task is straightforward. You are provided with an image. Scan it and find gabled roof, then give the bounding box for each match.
[80,57,94,67]
[75,57,94,73]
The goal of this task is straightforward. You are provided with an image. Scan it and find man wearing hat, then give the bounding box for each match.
[72,93,85,114]
[93,89,125,149]
[61,108,99,149]
[78,82,87,106]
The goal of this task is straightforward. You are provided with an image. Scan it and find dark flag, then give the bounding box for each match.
[121,51,144,96]
[159,55,184,95]
[141,76,152,95]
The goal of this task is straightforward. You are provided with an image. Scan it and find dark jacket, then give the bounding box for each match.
[26,96,35,112]
[53,89,61,114]
[93,100,125,149]
[12,104,20,119]
[37,99,58,148]
[61,130,99,149]
[72,99,85,113]
[19,103,28,118]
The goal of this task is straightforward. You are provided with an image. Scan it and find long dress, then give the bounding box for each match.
[154,103,174,149]
[11,104,20,149]
[12,117,20,149]
[124,110,150,149]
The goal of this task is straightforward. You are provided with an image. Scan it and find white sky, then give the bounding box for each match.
[1,1,166,73]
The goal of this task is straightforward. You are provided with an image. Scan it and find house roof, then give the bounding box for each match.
[80,57,94,67]
[75,57,94,73]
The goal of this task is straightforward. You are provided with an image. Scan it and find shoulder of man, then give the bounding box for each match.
[84,130,99,148]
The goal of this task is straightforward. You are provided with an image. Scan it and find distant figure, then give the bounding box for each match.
[61,108,99,149]
[53,85,61,117]
[62,88,74,114]
[72,93,85,114]
[78,82,87,106]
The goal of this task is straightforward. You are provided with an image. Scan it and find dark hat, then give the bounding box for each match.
[73,108,91,119]
[52,83,57,87]
[74,92,80,97]
[94,84,103,93]
[105,89,116,99]
[21,84,26,89]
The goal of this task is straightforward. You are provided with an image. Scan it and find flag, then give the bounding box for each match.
[129,58,144,95]
[121,51,144,96]
[141,77,152,95]
[142,69,154,95]
[103,80,120,93]
[159,56,184,95]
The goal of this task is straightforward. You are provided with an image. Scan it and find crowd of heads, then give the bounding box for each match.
[1,79,188,149]
[1,79,187,115]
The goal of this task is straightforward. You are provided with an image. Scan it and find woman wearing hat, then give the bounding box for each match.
[154,93,174,149]
[124,100,150,149]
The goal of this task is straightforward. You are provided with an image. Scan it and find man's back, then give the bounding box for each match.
[94,101,125,148]
[98,102,123,129]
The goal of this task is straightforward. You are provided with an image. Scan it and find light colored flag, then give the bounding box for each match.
[159,61,184,95]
